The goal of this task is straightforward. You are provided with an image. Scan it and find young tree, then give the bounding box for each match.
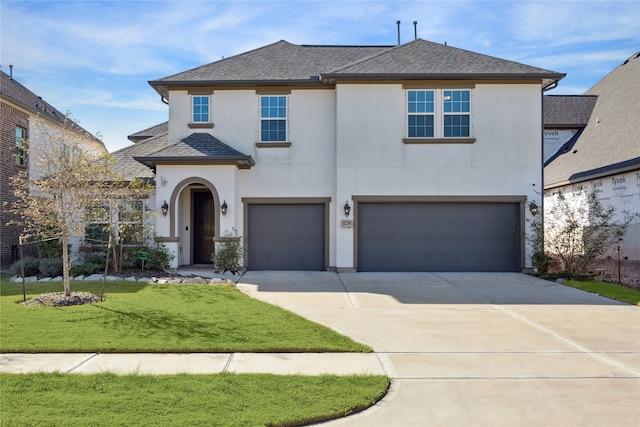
[534,189,634,275]
[8,116,152,296]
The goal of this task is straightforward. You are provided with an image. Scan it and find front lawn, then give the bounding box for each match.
[564,279,640,306]
[0,277,370,353]
[1,372,389,426]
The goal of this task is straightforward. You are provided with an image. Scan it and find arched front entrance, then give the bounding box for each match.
[192,189,214,264]
[169,177,221,266]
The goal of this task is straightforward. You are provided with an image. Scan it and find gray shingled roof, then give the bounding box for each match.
[0,70,106,149]
[545,52,640,187]
[127,121,168,143]
[543,95,597,128]
[111,131,169,181]
[134,133,255,169]
[149,39,564,97]
[326,39,562,82]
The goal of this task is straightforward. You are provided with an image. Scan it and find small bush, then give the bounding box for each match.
[39,258,63,277]
[70,263,103,277]
[10,257,41,277]
[37,238,63,259]
[147,243,174,270]
[212,231,244,275]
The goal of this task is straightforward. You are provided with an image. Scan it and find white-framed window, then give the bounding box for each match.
[117,200,144,245]
[84,200,145,246]
[192,95,210,122]
[260,95,287,142]
[15,126,26,166]
[406,89,471,139]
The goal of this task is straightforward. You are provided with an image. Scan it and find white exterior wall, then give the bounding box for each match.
[334,83,543,269]
[163,88,338,267]
[161,83,544,270]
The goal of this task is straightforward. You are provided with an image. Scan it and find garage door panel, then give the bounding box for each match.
[248,204,325,271]
[358,202,519,272]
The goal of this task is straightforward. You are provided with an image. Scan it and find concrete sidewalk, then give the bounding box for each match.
[0,352,385,376]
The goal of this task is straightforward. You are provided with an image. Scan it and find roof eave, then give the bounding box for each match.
[133,155,255,169]
[321,72,565,85]
[149,78,324,98]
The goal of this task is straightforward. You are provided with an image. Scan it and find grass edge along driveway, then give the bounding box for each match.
[0,278,371,353]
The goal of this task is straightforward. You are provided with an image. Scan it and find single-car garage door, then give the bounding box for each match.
[248,204,325,270]
[358,202,520,272]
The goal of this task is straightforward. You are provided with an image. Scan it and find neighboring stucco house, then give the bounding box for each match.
[0,69,107,268]
[544,52,640,259]
[130,39,564,272]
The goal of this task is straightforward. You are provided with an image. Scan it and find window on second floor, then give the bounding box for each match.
[260,95,287,142]
[15,127,26,166]
[443,90,470,137]
[406,89,472,140]
[192,96,210,122]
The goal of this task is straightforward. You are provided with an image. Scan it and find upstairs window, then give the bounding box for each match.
[407,90,435,137]
[260,95,287,142]
[443,90,470,137]
[15,127,26,165]
[192,96,209,122]
[406,89,472,140]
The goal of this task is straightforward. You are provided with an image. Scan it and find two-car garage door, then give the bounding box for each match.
[246,201,521,272]
[357,202,520,272]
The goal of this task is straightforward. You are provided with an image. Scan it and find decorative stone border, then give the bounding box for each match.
[9,274,232,285]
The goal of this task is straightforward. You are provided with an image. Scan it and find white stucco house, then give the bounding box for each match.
[128,39,564,272]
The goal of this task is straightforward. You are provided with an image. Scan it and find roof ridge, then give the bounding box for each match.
[325,42,401,73]
[155,40,292,81]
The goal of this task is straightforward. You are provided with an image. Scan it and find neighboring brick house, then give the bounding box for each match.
[0,69,106,268]
[123,39,564,272]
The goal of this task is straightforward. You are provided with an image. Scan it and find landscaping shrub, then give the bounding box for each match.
[39,258,63,277]
[10,257,41,277]
[146,243,174,270]
[212,232,244,274]
[70,263,103,277]
[37,238,63,259]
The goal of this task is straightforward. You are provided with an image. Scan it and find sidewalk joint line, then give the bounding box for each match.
[337,272,360,309]
[65,353,100,373]
[223,353,234,373]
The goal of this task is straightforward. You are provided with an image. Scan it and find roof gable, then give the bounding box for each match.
[326,39,562,81]
[134,133,254,169]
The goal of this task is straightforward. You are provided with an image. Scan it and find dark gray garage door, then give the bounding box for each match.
[248,204,325,270]
[358,202,519,272]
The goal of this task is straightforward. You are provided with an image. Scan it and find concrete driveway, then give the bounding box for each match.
[237,271,640,427]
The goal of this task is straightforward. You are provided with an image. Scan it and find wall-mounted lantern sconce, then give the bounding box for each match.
[529,201,539,216]
[161,200,169,217]
[344,201,351,218]
[221,200,228,216]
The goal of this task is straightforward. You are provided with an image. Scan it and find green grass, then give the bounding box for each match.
[0,372,390,426]
[0,276,371,353]
[564,279,640,306]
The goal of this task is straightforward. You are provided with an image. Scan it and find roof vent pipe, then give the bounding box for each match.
[397,20,401,45]
[9,64,13,79]
[413,21,417,40]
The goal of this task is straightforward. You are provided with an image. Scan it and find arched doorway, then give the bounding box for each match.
[169,177,221,266]
[192,188,214,264]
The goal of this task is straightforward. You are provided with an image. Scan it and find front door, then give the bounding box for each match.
[192,191,214,264]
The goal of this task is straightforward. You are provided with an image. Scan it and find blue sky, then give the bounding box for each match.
[2,0,638,152]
